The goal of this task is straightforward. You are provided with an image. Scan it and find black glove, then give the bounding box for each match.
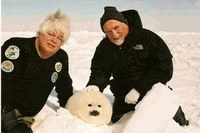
[173,106,189,126]
[1,105,33,133]
[1,106,18,132]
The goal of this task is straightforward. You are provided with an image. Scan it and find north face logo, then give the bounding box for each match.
[133,44,143,50]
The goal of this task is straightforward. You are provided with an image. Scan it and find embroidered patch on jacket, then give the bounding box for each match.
[51,72,58,83]
[55,62,62,73]
[1,60,14,72]
[5,45,20,60]
[133,44,144,50]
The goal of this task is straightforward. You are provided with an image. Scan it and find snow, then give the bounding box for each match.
[33,107,112,133]
[122,83,180,133]
[1,31,200,132]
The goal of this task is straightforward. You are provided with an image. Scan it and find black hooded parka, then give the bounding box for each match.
[87,9,173,100]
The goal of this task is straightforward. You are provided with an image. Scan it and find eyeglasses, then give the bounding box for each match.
[46,31,64,43]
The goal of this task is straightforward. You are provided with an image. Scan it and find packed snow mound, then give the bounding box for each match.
[122,83,179,133]
[32,83,181,133]
[33,107,112,133]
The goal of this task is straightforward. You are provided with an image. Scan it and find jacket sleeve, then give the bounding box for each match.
[1,38,23,83]
[135,32,173,96]
[1,38,24,105]
[86,42,112,92]
[55,52,73,107]
[1,38,23,74]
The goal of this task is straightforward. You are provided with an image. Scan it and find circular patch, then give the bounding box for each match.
[55,62,62,73]
[51,72,58,83]
[1,60,14,72]
[5,45,20,60]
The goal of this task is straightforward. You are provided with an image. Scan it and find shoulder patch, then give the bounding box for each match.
[5,45,20,60]
[1,60,14,73]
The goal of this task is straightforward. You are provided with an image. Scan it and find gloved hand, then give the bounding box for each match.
[125,89,140,104]
[81,85,100,92]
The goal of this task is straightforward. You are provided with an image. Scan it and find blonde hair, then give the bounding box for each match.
[38,9,71,44]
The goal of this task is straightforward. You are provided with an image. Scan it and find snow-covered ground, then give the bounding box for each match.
[1,31,200,132]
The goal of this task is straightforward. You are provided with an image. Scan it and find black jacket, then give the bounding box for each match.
[87,10,173,98]
[1,37,73,116]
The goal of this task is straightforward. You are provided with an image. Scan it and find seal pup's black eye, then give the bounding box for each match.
[88,104,92,107]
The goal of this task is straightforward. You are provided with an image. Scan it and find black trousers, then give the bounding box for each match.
[111,97,136,123]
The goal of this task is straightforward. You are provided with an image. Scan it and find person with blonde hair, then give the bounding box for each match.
[1,9,73,133]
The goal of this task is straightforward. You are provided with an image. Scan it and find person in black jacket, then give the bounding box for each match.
[1,9,73,133]
[84,6,189,126]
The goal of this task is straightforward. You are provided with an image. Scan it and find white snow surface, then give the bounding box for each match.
[1,31,200,133]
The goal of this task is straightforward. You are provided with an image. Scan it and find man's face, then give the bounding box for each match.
[103,19,129,46]
[37,30,64,58]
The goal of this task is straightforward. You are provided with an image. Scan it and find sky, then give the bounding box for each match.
[1,0,200,32]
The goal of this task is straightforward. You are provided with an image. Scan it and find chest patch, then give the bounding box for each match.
[55,62,62,73]
[51,72,58,83]
[5,45,20,60]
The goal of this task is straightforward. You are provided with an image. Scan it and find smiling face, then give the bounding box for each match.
[36,30,64,59]
[103,19,129,46]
